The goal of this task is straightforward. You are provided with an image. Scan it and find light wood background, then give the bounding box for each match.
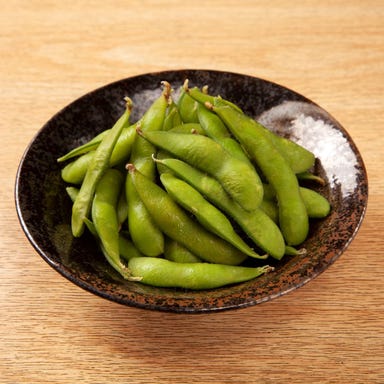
[1,1,383,383]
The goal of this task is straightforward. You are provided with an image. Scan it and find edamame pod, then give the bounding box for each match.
[164,238,202,263]
[126,82,171,256]
[184,80,243,113]
[177,87,199,123]
[263,183,331,219]
[61,150,95,185]
[58,129,109,163]
[128,257,273,290]
[169,123,205,135]
[71,97,132,237]
[61,123,137,185]
[211,103,309,245]
[65,186,79,202]
[196,103,252,165]
[160,172,266,259]
[127,164,247,266]
[152,157,286,259]
[138,130,263,211]
[163,98,183,130]
[119,233,145,261]
[298,187,331,218]
[213,97,315,174]
[91,168,128,276]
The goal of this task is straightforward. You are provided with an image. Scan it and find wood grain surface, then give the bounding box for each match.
[1,1,383,383]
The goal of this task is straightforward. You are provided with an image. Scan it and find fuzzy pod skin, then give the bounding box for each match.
[196,103,252,165]
[160,172,266,259]
[127,164,247,266]
[71,98,132,237]
[263,183,331,219]
[177,87,199,123]
[212,103,309,246]
[163,238,202,263]
[91,168,125,272]
[153,157,286,260]
[212,97,315,174]
[125,84,171,257]
[61,123,137,185]
[61,150,95,185]
[128,257,273,290]
[58,129,109,163]
[139,130,263,212]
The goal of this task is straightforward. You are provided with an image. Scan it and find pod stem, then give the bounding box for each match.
[151,153,161,164]
[263,265,275,273]
[126,163,136,173]
[183,78,190,92]
[124,96,133,113]
[204,101,214,111]
[161,80,172,99]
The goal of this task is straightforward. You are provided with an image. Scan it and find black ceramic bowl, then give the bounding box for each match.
[15,70,368,313]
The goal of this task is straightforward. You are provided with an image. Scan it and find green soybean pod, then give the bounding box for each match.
[125,82,171,256]
[164,238,202,263]
[127,257,273,290]
[71,97,132,237]
[58,129,109,163]
[299,187,331,218]
[138,130,263,212]
[213,98,315,174]
[152,157,285,260]
[196,103,252,165]
[177,87,199,123]
[127,164,247,266]
[263,183,331,219]
[259,199,279,223]
[184,80,243,113]
[169,122,206,135]
[163,98,183,130]
[211,103,309,245]
[61,122,137,185]
[91,168,128,277]
[61,150,96,185]
[160,172,266,259]
[116,188,128,228]
[262,126,315,174]
[119,233,145,261]
[66,186,79,202]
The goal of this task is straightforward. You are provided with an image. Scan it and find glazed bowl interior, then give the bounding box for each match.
[15,70,368,313]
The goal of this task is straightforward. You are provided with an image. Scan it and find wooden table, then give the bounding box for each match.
[1,1,383,382]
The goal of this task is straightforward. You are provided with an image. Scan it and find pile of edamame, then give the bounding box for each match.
[58,80,331,290]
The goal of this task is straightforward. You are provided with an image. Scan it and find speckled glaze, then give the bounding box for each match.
[15,70,368,313]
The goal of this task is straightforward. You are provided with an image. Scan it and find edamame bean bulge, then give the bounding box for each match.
[58,129,109,163]
[183,79,243,113]
[210,102,309,245]
[160,172,266,259]
[138,130,263,212]
[127,257,273,290]
[164,238,202,263]
[91,168,128,277]
[152,157,286,259]
[196,103,252,165]
[263,182,331,219]
[126,164,247,266]
[125,82,171,256]
[71,97,132,237]
[60,123,137,185]
[212,98,315,174]
[177,87,199,123]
